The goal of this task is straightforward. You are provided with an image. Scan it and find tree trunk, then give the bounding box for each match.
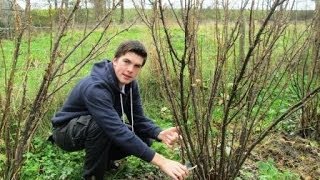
[92,0,106,21]
[119,0,124,23]
[63,0,69,9]
[54,0,58,9]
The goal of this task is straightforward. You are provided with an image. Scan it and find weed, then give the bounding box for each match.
[257,159,299,180]
[21,137,84,179]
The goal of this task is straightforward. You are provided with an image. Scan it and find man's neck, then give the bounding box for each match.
[120,84,125,93]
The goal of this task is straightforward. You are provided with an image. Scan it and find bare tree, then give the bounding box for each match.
[0,0,135,179]
[54,0,58,9]
[90,0,107,21]
[314,0,320,9]
[48,0,59,9]
[291,0,320,140]
[62,0,69,8]
[134,0,320,179]
[119,0,124,23]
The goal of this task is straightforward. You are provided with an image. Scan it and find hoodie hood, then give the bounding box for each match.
[90,60,121,91]
[90,60,135,131]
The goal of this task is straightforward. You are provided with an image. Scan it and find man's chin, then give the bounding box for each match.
[121,80,132,85]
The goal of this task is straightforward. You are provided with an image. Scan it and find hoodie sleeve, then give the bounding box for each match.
[127,81,162,140]
[82,81,156,162]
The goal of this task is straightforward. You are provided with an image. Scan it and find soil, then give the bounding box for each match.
[243,132,320,179]
[110,133,320,179]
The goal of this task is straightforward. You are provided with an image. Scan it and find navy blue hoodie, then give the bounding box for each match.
[52,60,162,162]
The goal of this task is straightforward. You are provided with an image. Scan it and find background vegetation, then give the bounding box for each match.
[1,0,320,179]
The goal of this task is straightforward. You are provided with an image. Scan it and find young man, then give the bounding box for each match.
[51,40,189,180]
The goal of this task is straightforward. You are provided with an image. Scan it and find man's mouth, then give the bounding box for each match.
[123,74,132,80]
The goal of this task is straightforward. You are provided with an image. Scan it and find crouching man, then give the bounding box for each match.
[51,40,189,180]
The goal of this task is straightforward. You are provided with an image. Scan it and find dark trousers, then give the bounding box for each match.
[52,115,152,180]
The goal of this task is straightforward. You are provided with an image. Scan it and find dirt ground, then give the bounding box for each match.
[111,133,320,179]
[244,132,320,179]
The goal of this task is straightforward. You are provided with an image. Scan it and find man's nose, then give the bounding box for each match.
[127,65,134,73]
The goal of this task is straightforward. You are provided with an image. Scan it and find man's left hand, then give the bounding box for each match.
[157,127,181,148]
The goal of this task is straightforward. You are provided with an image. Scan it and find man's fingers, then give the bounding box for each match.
[159,159,189,180]
[167,126,179,134]
[175,126,182,134]
[174,164,189,180]
[164,134,179,147]
[164,141,173,148]
[168,133,178,140]
[160,127,182,148]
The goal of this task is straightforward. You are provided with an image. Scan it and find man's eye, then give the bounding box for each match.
[135,65,142,69]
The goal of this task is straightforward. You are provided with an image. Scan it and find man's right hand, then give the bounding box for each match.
[151,153,189,180]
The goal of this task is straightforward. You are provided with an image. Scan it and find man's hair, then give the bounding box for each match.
[114,40,148,66]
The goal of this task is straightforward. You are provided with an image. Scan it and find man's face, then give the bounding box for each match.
[113,52,144,87]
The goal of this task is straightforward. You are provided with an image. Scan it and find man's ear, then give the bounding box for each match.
[112,58,118,65]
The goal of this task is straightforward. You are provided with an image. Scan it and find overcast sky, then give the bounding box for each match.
[17,0,316,10]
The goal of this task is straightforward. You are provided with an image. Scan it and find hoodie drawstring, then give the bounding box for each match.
[120,85,134,133]
[120,93,125,124]
[130,87,134,132]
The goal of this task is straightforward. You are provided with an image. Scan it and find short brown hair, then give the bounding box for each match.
[114,40,148,66]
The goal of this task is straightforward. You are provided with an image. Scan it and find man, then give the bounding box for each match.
[51,40,189,180]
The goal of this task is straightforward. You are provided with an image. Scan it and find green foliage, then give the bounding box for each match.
[0,150,6,175]
[20,139,179,180]
[29,8,141,27]
[0,20,5,28]
[104,141,179,179]
[105,157,159,179]
[31,9,55,27]
[257,159,299,180]
[21,137,84,179]
[143,101,174,128]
